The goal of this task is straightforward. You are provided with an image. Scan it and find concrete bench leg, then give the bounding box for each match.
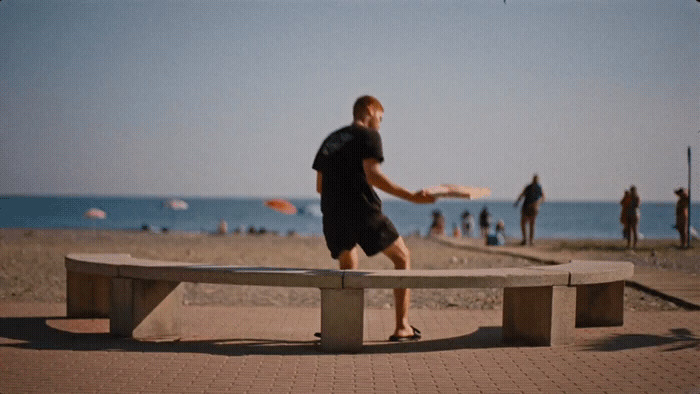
[110,278,183,340]
[576,280,625,327]
[503,285,576,346]
[320,288,364,353]
[66,271,111,318]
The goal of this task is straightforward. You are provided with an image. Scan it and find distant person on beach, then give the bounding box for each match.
[429,210,446,236]
[514,174,545,246]
[479,207,491,239]
[620,189,631,240]
[452,222,461,238]
[217,219,228,235]
[486,219,506,246]
[461,210,474,238]
[624,185,641,249]
[313,95,435,341]
[675,188,690,248]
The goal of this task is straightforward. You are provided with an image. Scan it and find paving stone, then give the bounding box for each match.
[0,303,698,393]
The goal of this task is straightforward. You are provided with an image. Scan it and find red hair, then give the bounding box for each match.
[353,95,384,121]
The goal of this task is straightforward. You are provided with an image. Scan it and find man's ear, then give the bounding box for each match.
[367,106,377,118]
[355,113,370,127]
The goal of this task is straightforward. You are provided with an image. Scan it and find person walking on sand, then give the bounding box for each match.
[624,185,641,249]
[461,210,474,238]
[313,95,435,341]
[479,207,491,239]
[429,209,446,236]
[675,188,690,248]
[514,174,545,246]
[620,189,631,241]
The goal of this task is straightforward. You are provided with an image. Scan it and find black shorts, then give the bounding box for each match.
[522,203,539,218]
[323,210,399,259]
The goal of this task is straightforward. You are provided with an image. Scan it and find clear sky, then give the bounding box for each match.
[1,0,698,201]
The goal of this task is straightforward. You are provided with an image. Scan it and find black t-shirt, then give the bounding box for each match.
[312,125,384,216]
[523,183,543,207]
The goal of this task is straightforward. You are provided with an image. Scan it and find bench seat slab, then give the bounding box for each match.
[110,278,183,340]
[119,265,344,289]
[502,285,576,346]
[343,268,569,289]
[532,260,634,285]
[321,288,364,353]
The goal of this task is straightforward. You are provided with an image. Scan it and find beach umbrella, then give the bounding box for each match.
[162,199,188,232]
[84,208,106,220]
[84,208,106,233]
[164,199,188,210]
[264,199,297,215]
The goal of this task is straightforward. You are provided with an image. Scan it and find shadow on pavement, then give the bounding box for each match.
[0,316,506,355]
[586,328,699,352]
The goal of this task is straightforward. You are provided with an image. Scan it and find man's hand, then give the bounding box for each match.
[410,189,437,204]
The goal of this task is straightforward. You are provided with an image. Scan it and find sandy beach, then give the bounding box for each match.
[1,229,696,311]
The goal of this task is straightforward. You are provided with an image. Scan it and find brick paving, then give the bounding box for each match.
[1,302,698,393]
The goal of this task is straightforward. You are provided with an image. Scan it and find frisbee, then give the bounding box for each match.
[424,184,491,200]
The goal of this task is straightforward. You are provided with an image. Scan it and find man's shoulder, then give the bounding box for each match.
[355,125,380,139]
[322,125,379,147]
[316,125,358,160]
[330,124,353,135]
[322,125,358,143]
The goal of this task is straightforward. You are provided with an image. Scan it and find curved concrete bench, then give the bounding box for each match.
[65,253,633,352]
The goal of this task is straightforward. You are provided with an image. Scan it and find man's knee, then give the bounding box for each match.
[338,247,358,270]
[384,237,410,269]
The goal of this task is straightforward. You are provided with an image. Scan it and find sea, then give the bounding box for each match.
[1,196,698,240]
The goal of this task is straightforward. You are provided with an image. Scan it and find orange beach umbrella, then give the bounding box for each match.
[264,199,297,215]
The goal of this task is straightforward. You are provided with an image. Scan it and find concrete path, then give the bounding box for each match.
[629,267,700,309]
[433,236,700,309]
[1,302,698,393]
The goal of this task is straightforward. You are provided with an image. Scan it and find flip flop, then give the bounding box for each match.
[388,326,422,342]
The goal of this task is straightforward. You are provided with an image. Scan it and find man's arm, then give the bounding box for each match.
[514,189,524,207]
[362,158,434,203]
[316,171,322,194]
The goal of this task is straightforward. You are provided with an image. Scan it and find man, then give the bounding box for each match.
[312,95,435,341]
[514,174,545,246]
[479,206,491,239]
[675,188,689,248]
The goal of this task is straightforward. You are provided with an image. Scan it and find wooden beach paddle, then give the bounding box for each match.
[424,184,491,200]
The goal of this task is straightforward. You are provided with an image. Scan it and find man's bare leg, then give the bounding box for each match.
[382,237,415,338]
[520,215,528,245]
[528,217,536,245]
[338,247,359,270]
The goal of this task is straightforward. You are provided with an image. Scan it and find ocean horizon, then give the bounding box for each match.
[1,195,697,240]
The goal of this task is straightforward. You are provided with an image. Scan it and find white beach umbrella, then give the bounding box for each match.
[84,208,106,220]
[162,199,188,232]
[164,199,188,211]
[84,207,106,233]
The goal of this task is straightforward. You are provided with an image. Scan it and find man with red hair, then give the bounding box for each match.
[313,95,435,341]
